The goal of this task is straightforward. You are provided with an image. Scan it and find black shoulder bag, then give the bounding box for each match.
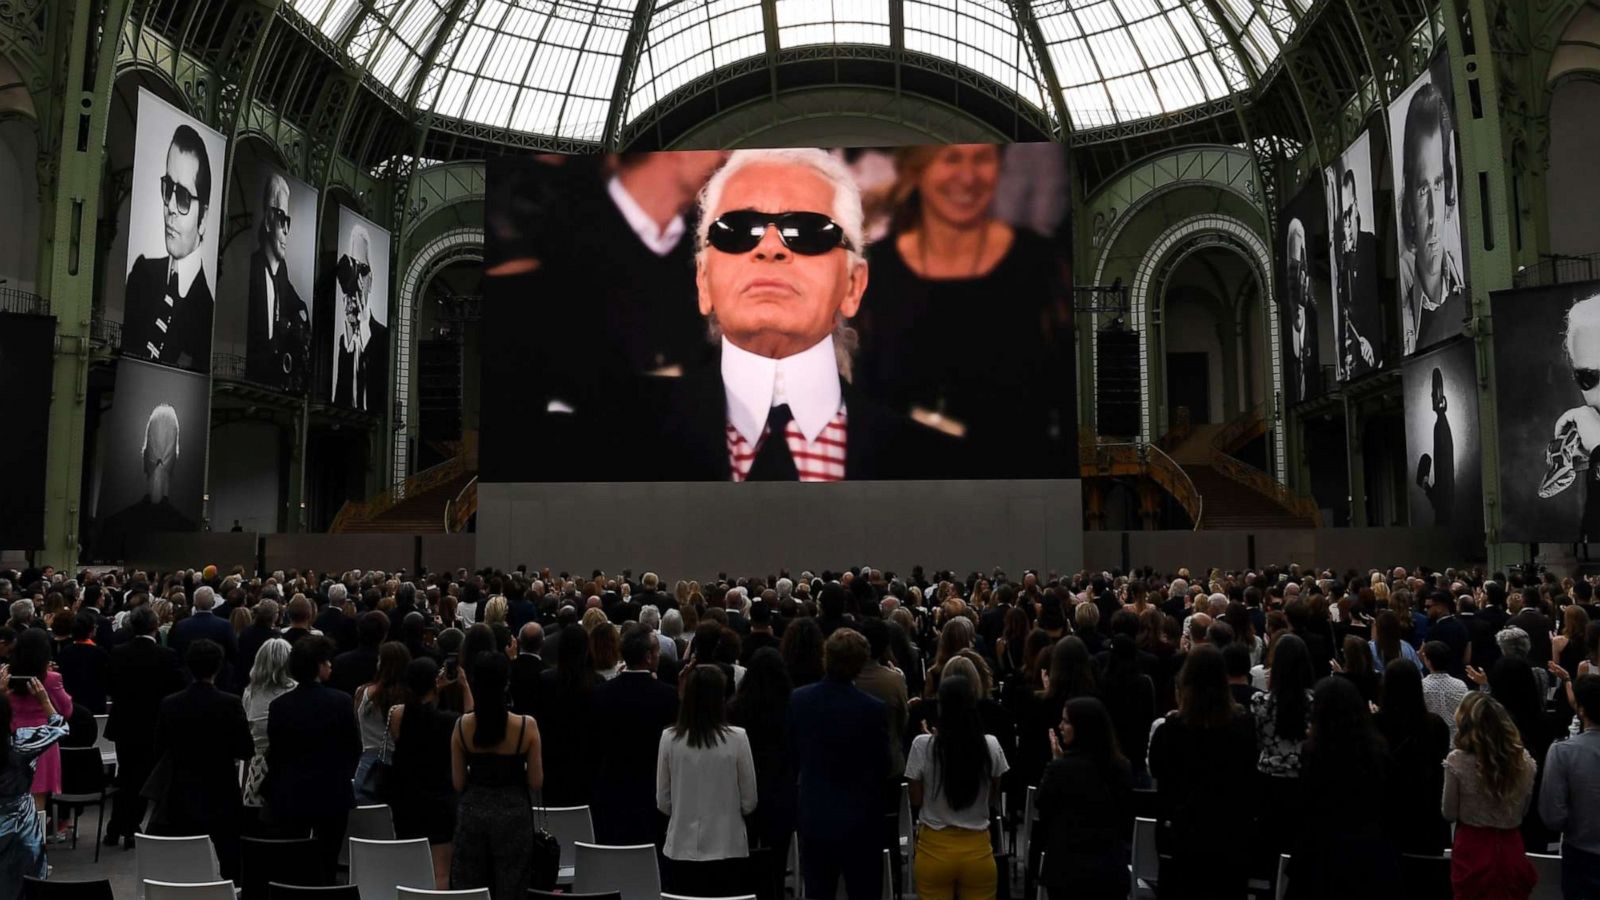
[521,715,561,890]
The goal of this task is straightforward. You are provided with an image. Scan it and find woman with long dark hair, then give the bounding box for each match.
[905,674,1008,900]
[451,652,542,899]
[1444,692,1537,900]
[1336,633,1381,704]
[1374,660,1450,854]
[1035,696,1132,900]
[4,629,70,833]
[390,657,471,888]
[1248,631,1313,861]
[1148,645,1256,899]
[1288,676,1400,899]
[658,665,758,896]
[1098,634,1156,788]
[0,681,67,896]
[1369,609,1422,673]
[536,622,598,806]
[994,606,1032,681]
[729,648,795,900]
[779,617,825,688]
[354,641,410,802]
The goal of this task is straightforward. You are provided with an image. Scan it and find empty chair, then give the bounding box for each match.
[347,838,435,900]
[136,834,221,900]
[532,805,593,883]
[1527,853,1563,900]
[1129,817,1159,900]
[92,714,115,770]
[525,892,620,900]
[572,842,661,900]
[395,890,490,900]
[267,886,359,900]
[336,805,395,869]
[240,836,321,900]
[22,877,115,900]
[897,784,914,885]
[52,745,116,861]
[143,882,236,900]
[1274,854,1290,900]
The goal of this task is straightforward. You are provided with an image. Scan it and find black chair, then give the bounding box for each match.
[242,836,323,900]
[51,745,117,861]
[267,886,360,900]
[527,892,621,900]
[21,878,115,900]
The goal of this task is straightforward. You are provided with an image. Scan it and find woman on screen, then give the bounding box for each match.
[855,144,1070,478]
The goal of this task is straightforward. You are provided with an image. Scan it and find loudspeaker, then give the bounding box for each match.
[1097,328,1140,437]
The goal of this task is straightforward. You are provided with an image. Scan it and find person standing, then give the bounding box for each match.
[451,652,542,899]
[390,657,470,890]
[0,679,68,896]
[590,626,678,846]
[1035,696,1132,900]
[904,674,1008,900]
[1444,692,1538,900]
[6,629,71,840]
[264,636,361,881]
[240,639,294,826]
[789,628,889,899]
[148,640,253,880]
[729,648,796,900]
[1539,673,1600,899]
[104,606,184,849]
[657,665,758,896]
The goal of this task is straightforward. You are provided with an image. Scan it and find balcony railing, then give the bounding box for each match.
[1514,252,1600,290]
[0,287,47,317]
[211,353,248,380]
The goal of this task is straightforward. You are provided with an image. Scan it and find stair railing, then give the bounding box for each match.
[444,476,478,533]
[1208,407,1319,524]
[331,431,478,533]
[1080,440,1203,530]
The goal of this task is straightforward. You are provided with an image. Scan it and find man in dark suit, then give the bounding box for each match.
[123,123,214,373]
[167,586,237,685]
[329,226,387,413]
[638,148,965,482]
[105,606,186,847]
[330,610,389,696]
[245,171,311,391]
[1332,164,1380,380]
[509,622,547,715]
[149,640,253,879]
[1284,218,1320,403]
[588,627,679,846]
[789,628,889,899]
[508,588,538,632]
[264,636,361,880]
[314,584,358,654]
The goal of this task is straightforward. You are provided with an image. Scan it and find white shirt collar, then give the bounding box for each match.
[720,335,841,445]
[608,176,684,257]
[169,250,204,299]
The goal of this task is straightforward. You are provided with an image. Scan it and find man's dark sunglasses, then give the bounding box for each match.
[160,175,200,215]
[1576,367,1600,392]
[707,210,851,256]
[265,208,292,231]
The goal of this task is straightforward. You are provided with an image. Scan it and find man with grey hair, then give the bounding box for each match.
[246,170,310,389]
[169,583,238,676]
[1548,291,1600,541]
[643,148,963,480]
[330,222,386,411]
[638,605,678,662]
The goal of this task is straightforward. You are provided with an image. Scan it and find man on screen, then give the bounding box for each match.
[1417,367,1455,524]
[1285,218,1319,402]
[330,225,387,413]
[642,148,963,481]
[97,403,196,559]
[245,173,310,391]
[1399,82,1466,355]
[1334,165,1378,378]
[123,125,214,372]
[1546,293,1600,541]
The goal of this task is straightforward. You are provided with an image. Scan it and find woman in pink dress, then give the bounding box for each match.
[6,630,73,834]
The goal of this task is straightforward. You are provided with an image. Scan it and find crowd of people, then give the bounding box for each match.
[0,560,1596,900]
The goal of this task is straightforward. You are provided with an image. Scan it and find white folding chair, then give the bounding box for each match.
[1274,854,1290,900]
[572,842,661,900]
[136,834,221,900]
[142,882,235,900]
[1528,852,1563,900]
[532,805,593,884]
[395,890,489,900]
[1128,817,1159,900]
[336,805,395,868]
[1018,785,1038,868]
[897,783,914,887]
[93,714,116,770]
[346,838,434,900]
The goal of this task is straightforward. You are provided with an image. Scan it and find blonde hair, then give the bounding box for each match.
[581,607,610,633]
[481,596,508,627]
[1454,692,1533,802]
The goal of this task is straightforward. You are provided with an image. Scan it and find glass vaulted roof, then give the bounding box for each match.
[287,0,1309,139]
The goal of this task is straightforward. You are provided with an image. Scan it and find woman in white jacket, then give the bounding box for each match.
[657,663,758,896]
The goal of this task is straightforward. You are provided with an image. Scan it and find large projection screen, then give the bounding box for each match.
[1402,338,1482,535]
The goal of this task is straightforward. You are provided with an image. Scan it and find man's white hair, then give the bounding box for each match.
[328,583,348,604]
[349,223,372,261]
[143,404,181,463]
[695,148,865,266]
[1564,291,1600,364]
[193,585,216,610]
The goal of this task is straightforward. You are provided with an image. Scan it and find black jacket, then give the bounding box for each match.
[1036,752,1133,892]
[588,670,679,845]
[168,610,238,683]
[265,682,362,823]
[315,607,358,655]
[509,653,546,715]
[123,254,213,373]
[331,646,381,697]
[106,636,185,746]
[245,248,311,391]
[637,358,972,481]
[152,682,253,825]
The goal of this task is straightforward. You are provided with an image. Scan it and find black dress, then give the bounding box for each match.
[1147,711,1258,899]
[856,229,1072,478]
[391,702,460,844]
[452,716,536,900]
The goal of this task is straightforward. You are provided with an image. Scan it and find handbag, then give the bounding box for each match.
[522,713,560,891]
[358,696,396,802]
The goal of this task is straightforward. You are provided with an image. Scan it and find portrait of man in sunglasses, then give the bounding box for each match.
[1548,294,1600,540]
[1284,217,1319,402]
[328,223,387,412]
[640,148,965,481]
[245,171,310,391]
[123,123,215,373]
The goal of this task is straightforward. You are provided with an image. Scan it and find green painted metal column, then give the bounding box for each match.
[37,0,130,568]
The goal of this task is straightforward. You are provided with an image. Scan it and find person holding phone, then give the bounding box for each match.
[4,630,70,843]
[390,657,472,889]
[0,671,68,896]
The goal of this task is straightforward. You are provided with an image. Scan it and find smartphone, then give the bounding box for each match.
[443,655,459,680]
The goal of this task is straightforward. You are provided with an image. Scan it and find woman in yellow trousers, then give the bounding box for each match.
[905,673,1010,899]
